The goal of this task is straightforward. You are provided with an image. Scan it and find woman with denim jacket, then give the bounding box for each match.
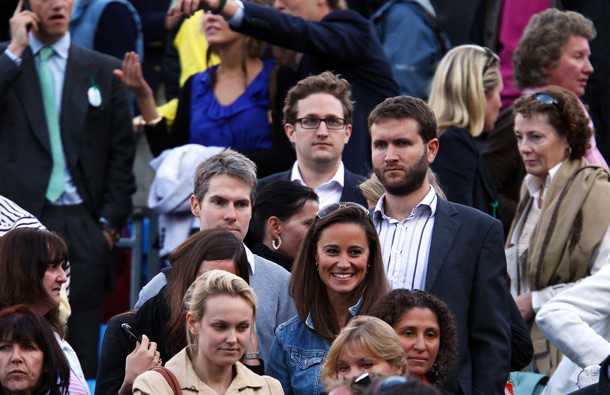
[266,204,390,394]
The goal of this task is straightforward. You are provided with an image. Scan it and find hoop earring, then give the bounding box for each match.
[315,261,319,271]
[272,236,282,250]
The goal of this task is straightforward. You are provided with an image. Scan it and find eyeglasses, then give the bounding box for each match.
[532,92,563,112]
[295,117,346,130]
[482,46,500,73]
[371,375,409,393]
[316,202,370,219]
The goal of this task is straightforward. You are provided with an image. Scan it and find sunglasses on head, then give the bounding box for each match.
[316,202,370,219]
[532,92,563,112]
[482,46,500,72]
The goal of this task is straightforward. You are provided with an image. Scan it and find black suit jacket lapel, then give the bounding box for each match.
[425,198,460,291]
[60,44,95,170]
[13,47,51,153]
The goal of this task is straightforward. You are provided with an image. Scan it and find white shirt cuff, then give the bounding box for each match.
[4,49,22,66]
[227,0,245,27]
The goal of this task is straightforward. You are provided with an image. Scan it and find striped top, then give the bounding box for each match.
[0,195,45,236]
[373,187,437,290]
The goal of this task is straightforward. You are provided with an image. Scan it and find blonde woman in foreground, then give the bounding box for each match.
[133,270,283,394]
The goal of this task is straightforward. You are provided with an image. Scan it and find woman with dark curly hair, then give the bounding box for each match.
[369,289,456,388]
[507,85,610,374]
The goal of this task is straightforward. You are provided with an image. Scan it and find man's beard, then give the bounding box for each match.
[374,149,429,197]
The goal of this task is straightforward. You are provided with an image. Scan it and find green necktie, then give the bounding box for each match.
[39,46,65,202]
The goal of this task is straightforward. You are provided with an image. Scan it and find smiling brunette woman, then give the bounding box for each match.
[0,305,70,395]
[266,204,389,395]
[132,270,281,395]
[507,85,610,374]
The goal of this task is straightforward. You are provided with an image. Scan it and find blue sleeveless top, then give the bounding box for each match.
[188,58,275,151]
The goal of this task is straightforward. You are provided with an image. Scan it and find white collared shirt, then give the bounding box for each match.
[244,243,256,275]
[290,161,344,208]
[373,187,438,290]
[524,161,563,203]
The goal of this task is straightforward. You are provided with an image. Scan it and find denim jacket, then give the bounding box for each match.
[266,300,363,395]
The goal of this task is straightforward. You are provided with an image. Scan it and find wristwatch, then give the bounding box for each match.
[244,352,260,360]
[100,222,121,241]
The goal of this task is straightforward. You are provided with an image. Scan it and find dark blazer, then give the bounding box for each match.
[234,2,399,175]
[481,106,525,237]
[425,198,511,395]
[431,126,502,222]
[258,166,367,207]
[0,43,135,229]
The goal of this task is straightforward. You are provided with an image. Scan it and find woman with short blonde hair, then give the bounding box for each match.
[321,316,407,391]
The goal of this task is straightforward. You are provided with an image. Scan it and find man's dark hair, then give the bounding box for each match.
[368,96,437,142]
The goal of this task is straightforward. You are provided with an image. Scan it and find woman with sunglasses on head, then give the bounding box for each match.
[266,204,389,395]
[428,44,503,220]
[482,9,608,236]
[506,85,610,375]
[0,305,70,395]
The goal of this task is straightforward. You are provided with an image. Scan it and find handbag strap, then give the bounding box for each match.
[149,366,182,395]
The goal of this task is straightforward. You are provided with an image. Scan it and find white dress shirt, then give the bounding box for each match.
[373,186,437,290]
[290,161,345,208]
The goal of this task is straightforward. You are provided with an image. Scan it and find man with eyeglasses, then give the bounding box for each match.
[259,72,367,208]
[168,0,399,176]
[368,96,511,394]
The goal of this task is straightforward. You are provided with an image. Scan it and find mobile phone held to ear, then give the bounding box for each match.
[121,323,143,345]
[22,0,31,11]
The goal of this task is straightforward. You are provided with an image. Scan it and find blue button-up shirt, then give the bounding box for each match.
[266,299,363,395]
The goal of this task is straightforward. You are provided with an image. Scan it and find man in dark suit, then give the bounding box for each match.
[258,72,367,208]
[169,0,399,176]
[368,96,511,394]
[1,0,135,377]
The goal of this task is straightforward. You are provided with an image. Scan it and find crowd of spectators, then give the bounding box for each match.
[3,0,610,394]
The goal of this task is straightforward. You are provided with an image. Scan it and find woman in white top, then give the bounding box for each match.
[537,263,610,393]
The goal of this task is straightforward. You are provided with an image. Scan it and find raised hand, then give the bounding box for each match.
[8,0,40,58]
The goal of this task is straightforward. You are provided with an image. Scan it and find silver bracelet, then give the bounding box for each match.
[244,352,260,360]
